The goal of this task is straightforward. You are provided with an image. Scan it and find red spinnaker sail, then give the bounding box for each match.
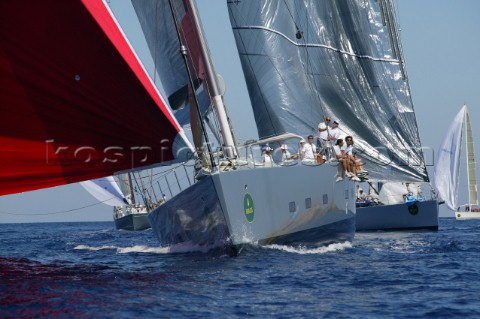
[0,0,187,196]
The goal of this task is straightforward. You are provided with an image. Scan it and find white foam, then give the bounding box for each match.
[117,245,170,254]
[74,245,118,251]
[73,241,224,254]
[74,240,353,256]
[263,241,353,254]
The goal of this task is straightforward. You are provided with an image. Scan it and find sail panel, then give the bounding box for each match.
[116,173,134,205]
[228,0,427,181]
[130,0,210,127]
[80,176,127,207]
[0,0,191,196]
[433,106,466,210]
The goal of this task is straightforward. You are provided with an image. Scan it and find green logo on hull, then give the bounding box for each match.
[408,204,419,215]
[243,193,254,222]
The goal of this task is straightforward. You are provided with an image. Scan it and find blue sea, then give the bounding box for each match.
[1,218,480,318]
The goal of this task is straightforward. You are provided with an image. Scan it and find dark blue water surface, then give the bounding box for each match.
[1,218,480,318]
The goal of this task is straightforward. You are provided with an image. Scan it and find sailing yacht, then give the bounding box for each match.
[434,105,479,220]
[134,0,356,251]
[81,174,151,231]
[226,0,439,232]
[355,181,439,231]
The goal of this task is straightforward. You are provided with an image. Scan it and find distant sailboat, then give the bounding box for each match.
[81,174,152,231]
[434,105,479,220]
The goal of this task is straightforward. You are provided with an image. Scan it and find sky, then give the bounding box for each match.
[0,0,479,223]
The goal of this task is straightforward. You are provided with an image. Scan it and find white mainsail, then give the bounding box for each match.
[433,105,467,210]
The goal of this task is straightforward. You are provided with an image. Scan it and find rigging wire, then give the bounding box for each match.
[0,197,118,216]
[168,0,216,167]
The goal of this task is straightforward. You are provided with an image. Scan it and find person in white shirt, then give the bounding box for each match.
[328,120,341,148]
[358,189,367,201]
[367,184,380,204]
[333,139,360,181]
[301,135,317,165]
[317,116,331,155]
[280,144,298,165]
[262,146,275,167]
[344,136,368,177]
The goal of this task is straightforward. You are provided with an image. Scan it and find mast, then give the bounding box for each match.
[455,114,464,210]
[128,173,135,204]
[465,106,479,205]
[167,0,216,170]
[186,0,237,159]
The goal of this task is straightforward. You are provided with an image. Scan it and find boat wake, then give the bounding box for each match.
[74,242,228,255]
[262,241,353,255]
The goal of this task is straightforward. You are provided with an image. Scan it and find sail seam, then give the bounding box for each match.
[228,7,278,137]
[233,26,401,63]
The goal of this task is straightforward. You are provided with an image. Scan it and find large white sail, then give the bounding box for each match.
[227,0,428,182]
[80,177,127,207]
[433,106,466,210]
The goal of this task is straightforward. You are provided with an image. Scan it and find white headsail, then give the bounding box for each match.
[80,176,127,207]
[433,105,466,210]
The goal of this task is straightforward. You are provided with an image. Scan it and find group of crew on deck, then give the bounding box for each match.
[355,185,382,207]
[261,116,369,182]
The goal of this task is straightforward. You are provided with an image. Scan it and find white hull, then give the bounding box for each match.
[455,211,480,220]
[356,200,439,231]
[149,164,356,250]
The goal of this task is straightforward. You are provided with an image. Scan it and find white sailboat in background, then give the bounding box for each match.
[434,105,479,220]
[80,174,152,231]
